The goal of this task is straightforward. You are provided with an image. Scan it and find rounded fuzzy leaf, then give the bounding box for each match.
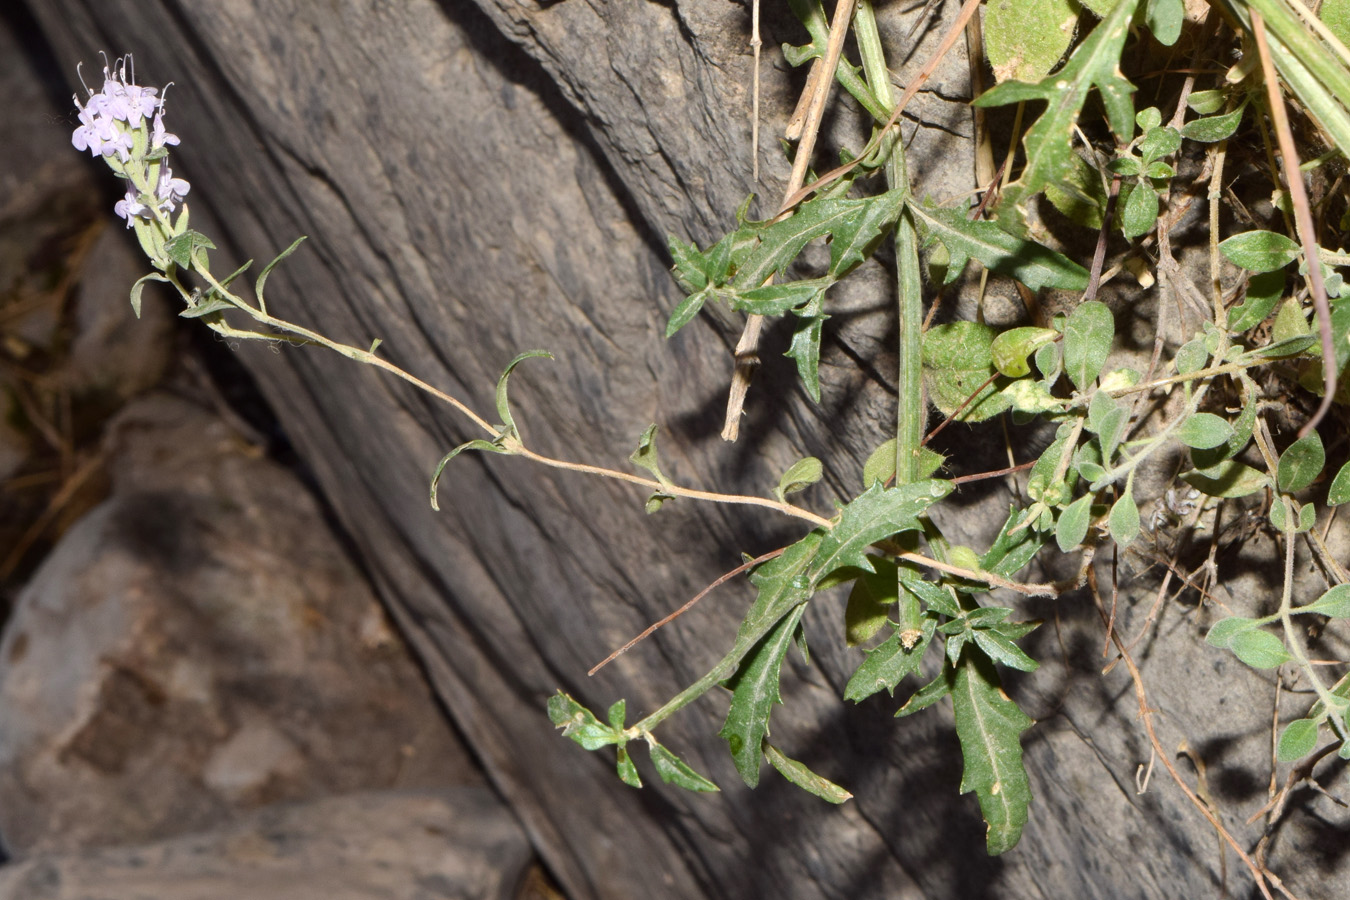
[1206,616,1257,648]
[1063,301,1114,391]
[1276,432,1325,494]
[1228,270,1285,332]
[1187,89,1227,115]
[1180,461,1269,499]
[923,322,1014,421]
[1108,492,1140,546]
[1055,493,1094,552]
[1173,337,1208,375]
[1230,629,1291,669]
[1174,413,1235,449]
[1145,0,1184,45]
[1330,460,1350,506]
[1121,184,1159,240]
[984,0,1079,83]
[1305,584,1350,618]
[1277,718,1321,762]
[1219,230,1300,273]
[992,327,1059,378]
[1181,107,1244,143]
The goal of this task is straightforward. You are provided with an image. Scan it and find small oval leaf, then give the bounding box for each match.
[1277,718,1321,762]
[1108,492,1140,546]
[1230,629,1291,669]
[1175,413,1235,449]
[776,456,824,502]
[1330,461,1350,506]
[1276,432,1325,493]
[1305,584,1350,618]
[1219,230,1300,273]
[1055,493,1094,552]
[1063,301,1115,391]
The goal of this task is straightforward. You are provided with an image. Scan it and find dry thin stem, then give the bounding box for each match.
[1250,12,1337,436]
[589,547,786,675]
[1088,568,1287,900]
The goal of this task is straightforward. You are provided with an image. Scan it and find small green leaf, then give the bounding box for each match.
[616,746,642,787]
[951,653,1034,855]
[730,279,829,316]
[1180,460,1269,499]
[1277,431,1325,493]
[845,561,899,647]
[776,456,824,503]
[1137,124,1182,162]
[763,742,852,803]
[1108,492,1141,546]
[255,236,307,308]
[1174,413,1235,449]
[895,660,955,718]
[163,229,217,271]
[981,506,1044,577]
[1055,493,1094,552]
[1304,584,1350,618]
[547,692,623,750]
[720,606,807,787]
[666,288,708,337]
[1063,301,1115,391]
[1120,183,1160,240]
[1174,337,1209,375]
[1181,106,1244,143]
[862,439,898,488]
[786,315,826,403]
[496,350,553,437]
[1329,461,1350,506]
[1219,230,1301,273]
[972,629,1039,672]
[1206,616,1258,648]
[1230,629,1292,669]
[647,742,720,792]
[1228,270,1285,332]
[1277,718,1321,762]
[1187,89,1227,115]
[1087,390,1129,462]
[607,699,627,731]
[130,272,171,319]
[991,327,1059,378]
[1269,497,1314,533]
[667,235,710,293]
[845,618,937,700]
[430,440,509,511]
[629,424,673,486]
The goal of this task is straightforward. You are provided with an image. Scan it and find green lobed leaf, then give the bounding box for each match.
[924,322,1015,421]
[1219,230,1300,273]
[972,629,1039,673]
[734,532,823,649]
[720,606,807,787]
[1063,301,1114,391]
[667,235,710,293]
[666,288,709,337]
[1330,460,1350,506]
[951,653,1034,855]
[1277,431,1325,493]
[1055,493,1094,552]
[895,658,956,718]
[981,506,1044,578]
[975,0,1143,232]
[827,191,907,278]
[164,229,216,271]
[1174,412,1235,449]
[728,279,828,316]
[1230,629,1292,669]
[776,456,824,503]
[1180,460,1269,499]
[1277,718,1321,762]
[763,742,853,803]
[495,350,553,437]
[983,0,1080,83]
[908,204,1090,292]
[1045,151,1108,229]
[1304,584,1350,618]
[1108,492,1141,546]
[647,742,720,792]
[845,618,938,701]
[811,481,954,582]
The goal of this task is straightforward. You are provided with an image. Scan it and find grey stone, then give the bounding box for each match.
[0,787,533,900]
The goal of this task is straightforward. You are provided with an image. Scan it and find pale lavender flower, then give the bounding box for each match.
[150,110,179,149]
[154,165,190,213]
[113,187,148,226]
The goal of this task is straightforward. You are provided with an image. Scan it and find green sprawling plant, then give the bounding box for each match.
[72,0,1350,893]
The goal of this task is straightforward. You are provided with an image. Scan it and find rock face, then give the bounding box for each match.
[0,787,534,900]
[18,2,1349,900]
[0,394,478,856]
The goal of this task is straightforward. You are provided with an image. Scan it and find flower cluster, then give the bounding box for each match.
[71,56,189,228]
